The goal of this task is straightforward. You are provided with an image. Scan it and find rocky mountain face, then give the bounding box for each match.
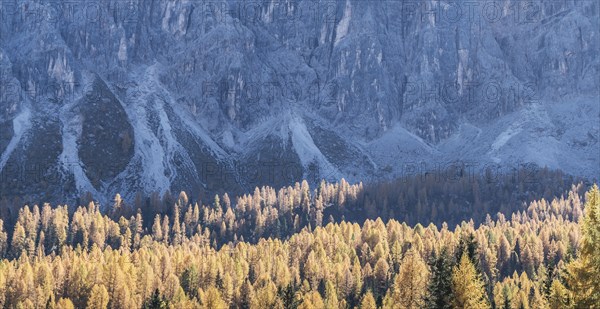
[0,0,598,206]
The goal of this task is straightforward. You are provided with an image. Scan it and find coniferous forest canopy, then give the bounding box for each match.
[0,167,598,308]
[0,0,598,307]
